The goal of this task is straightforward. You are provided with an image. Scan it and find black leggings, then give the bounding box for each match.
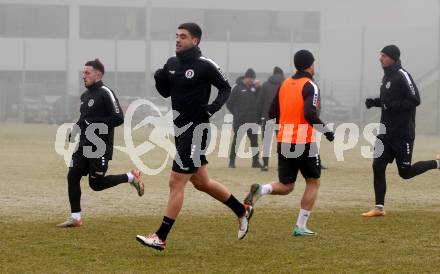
[229,126,259,163]
[67,167,128,213]
[372,159,437,206]
[261,120,277,167]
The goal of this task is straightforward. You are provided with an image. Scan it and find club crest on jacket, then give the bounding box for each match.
[185,69,194,79]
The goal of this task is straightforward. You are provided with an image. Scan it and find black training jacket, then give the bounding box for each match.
[369,60,420,140]
[75,80,124,159]
[154,46,231,128]
[226,76,261,128]
[257,73,284,120]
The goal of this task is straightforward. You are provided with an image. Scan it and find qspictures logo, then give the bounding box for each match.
[55,99,386,175]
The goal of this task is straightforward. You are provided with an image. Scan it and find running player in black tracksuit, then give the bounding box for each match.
[136,23,253,251]
[363,45,440,217]
[57,59,144,227]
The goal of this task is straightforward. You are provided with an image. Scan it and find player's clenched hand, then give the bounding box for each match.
[365,98,381,109]
[365,98,375,109]
[324,131,335,142]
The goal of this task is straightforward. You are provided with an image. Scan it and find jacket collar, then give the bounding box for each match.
[292,71,313,80]
[87,80,103,91]
[176,46,202,63]
[383,60,402,76]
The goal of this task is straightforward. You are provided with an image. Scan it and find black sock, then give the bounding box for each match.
[156,216,175,241]
[223,195,245,218]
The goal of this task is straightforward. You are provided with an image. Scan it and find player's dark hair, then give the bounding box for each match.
[178,22,202,43]
[85,58,105,75]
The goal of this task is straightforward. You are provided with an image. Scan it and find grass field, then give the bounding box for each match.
[1,123,440,273]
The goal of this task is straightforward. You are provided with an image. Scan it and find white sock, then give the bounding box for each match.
[71,212,81,220]
[260,184,273,195]
[436,160,440,169]
[375,205,384,210]
[295,208,310,229]
[126,172,134,183]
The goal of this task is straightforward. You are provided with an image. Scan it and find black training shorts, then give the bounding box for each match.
[71,148,109,178]
[277,142,321,184]
[374,137,414,168]
[172,124,209,174]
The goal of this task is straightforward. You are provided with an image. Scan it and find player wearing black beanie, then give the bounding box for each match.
[363,45,440,217]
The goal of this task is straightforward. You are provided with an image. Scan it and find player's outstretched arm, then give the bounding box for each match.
[365,98,381,109]
[204,59,231,117]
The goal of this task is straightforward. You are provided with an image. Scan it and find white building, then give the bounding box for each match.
[0,0,439,131]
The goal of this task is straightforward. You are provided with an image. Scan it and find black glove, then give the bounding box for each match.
[365,98,381,109]
[365,98,375,109]
[324,131,335,142]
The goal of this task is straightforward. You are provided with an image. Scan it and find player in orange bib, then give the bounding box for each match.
[244,50,334,236]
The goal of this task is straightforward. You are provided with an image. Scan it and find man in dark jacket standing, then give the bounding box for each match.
[363,45,440,217]
[257,66,285,171]
[57,59,144,228]
[136,23,253,251]
[226,68,262,168]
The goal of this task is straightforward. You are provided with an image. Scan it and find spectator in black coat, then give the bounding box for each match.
[226,68,262,168]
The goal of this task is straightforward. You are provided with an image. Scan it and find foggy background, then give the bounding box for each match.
[0,0,439,135]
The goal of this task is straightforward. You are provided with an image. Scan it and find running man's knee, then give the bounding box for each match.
[88,176,105,191]
[397,166,412,180]
[189,165,212,192]
[285,183,295,193]
[277,182,294,194]
[191,179,207,192]
[372,158,387,172]
[169,172,189,191]
[305,178,320,188]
